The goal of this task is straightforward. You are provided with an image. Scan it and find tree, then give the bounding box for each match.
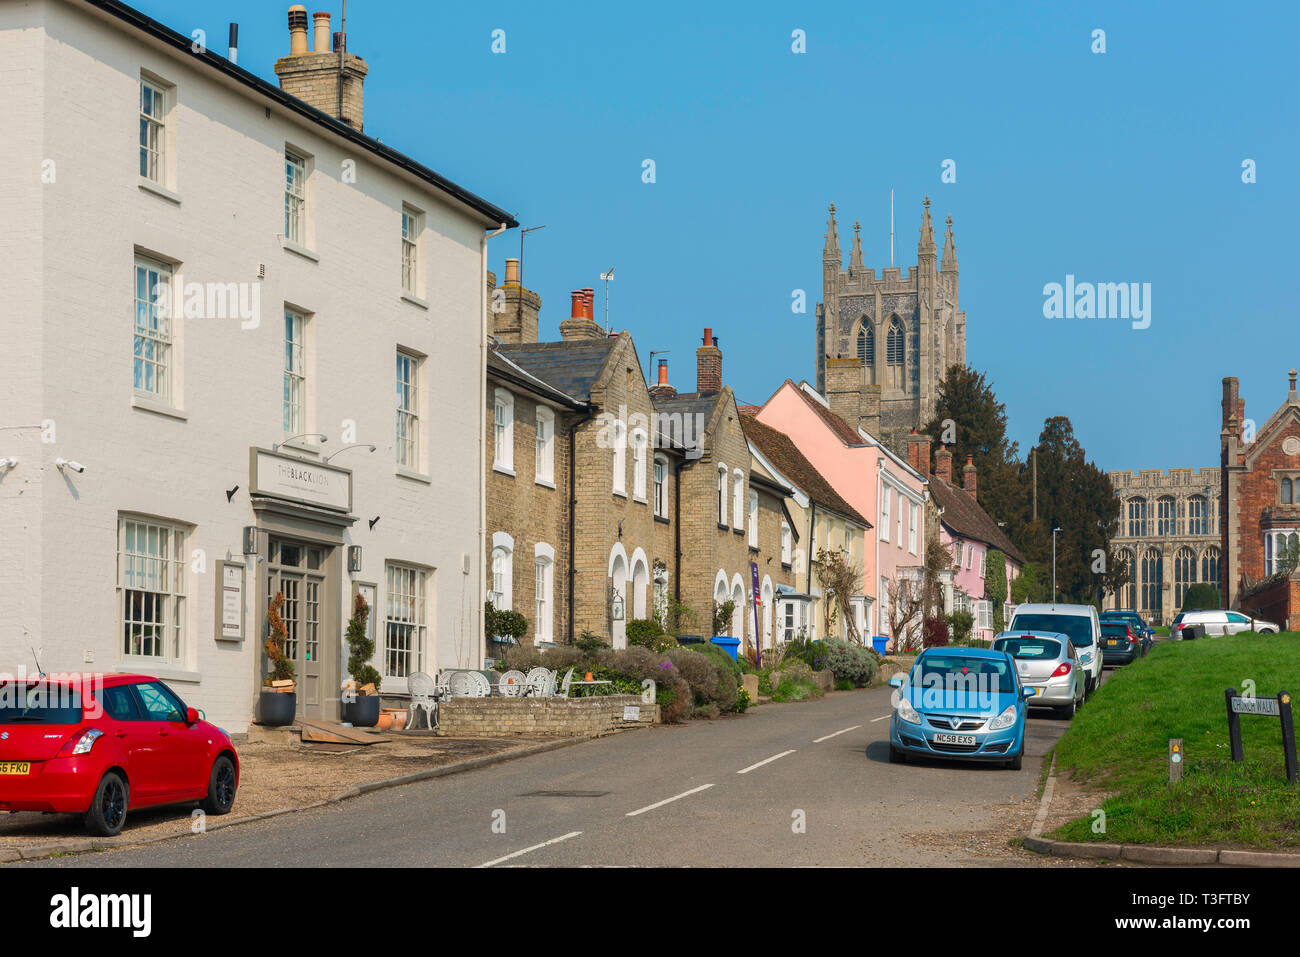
[345,592,381,692]
[886,572,925,652]
[1011,561,1046,605]
[816,546,864,644]
[923,364,1025,537]
[1182,583,1221,612]
[985,548,1008,633]
[1023,417,1123,604]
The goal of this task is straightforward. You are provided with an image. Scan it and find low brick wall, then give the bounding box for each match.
[437,694,658,737]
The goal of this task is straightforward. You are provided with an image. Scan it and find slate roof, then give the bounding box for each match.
[488,347,588,410]
[652,392,719,452]
[496,339,618,403]
[927,475,1025,564]
[739,411,871,528]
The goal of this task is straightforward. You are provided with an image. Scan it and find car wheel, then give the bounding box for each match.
[1006,752,1023,771]
[1058,696,1077,719]
[200,755,237,815]
[84,771,129,837]
[888,745,906,764]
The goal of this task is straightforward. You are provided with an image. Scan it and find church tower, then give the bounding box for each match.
[816,197,967,456]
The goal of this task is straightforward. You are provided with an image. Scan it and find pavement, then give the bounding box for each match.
[22,681,1095,868]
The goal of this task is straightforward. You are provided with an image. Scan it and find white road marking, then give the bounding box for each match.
[737,749,797,774]
[625,783,714,817]
[477,830,582,867]
[870,714,891,723]
[813,725,861,743]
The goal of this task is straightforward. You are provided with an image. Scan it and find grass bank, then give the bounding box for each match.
[1049,633,1300,849]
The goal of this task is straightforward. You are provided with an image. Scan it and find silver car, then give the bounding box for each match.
[992,631,1086,718]
[1172,610,1281,638]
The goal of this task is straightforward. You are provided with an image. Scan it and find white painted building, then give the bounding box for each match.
[0,0,516,731]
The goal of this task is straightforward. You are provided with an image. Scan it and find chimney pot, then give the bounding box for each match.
[935,444,953,484]
[288,5,309,56]
[582,288,595,321]
[657,359,669,386]
[570,290,583,320]
[312,12,330,53]
[962,454,978,500]
[696,328,722,395]
[504,258,520,286]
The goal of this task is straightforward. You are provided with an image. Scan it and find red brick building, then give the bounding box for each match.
[1220,370,1300,628]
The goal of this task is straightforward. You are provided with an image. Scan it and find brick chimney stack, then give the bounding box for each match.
[907,428,932,476]
[489,257,541,344]
[935,444,953,484]
[649,359,677,400]
[962,453,977,500]
[274,6,369,131]
[697,328,722,395]
[559,288,604,341]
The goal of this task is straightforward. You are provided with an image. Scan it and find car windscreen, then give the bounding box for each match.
[0,683,83,724]
[994,637,1062,660]
[1012,613,1094,648]
[1101,623,1130,636]
[910,655,1017,695]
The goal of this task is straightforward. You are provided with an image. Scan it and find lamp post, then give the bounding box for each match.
[1052,526,1062,602]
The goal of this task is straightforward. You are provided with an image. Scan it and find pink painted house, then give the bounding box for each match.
[755,381,928,646]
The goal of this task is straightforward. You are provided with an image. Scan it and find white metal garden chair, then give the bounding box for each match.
[558,668,575,698]
[524,667,556,698]
[498,670,527,697]
[406,671,438,731]
[444,669,493,698]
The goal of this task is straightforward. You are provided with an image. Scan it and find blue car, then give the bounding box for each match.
[887,646,1035,770]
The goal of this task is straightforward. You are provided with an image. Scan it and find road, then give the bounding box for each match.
[28,679,1090,868]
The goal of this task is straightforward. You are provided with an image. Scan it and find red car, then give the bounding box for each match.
[0,673,239,836]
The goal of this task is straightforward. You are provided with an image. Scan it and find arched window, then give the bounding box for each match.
[1187,495,1207,536]
[1283,479,1294,505]
[732,469,745,529]
[1140,548,1162,616]
[1174,546,1196,609]
[717,464,727,525]
[1201,547,1220,589]
[1128,498,1148,537]
[781,522,792,565]
[611,420,627,495]
[857,323,875,385]
[1118,548,1136,609]
[489,532,515,611]
[747,490,759,547]
[493,388,515,472]
[534,406,554,485]
[1157,497,1176,536]
[533,543,554,643]
[886,317,905,389]
[631,429,648,501]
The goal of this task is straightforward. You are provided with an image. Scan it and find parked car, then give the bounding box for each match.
[1100,610,1154,654]
[1008,603,1104,696]
[0,673,239,836]
[992,630,1086,718]
[1171,609,1281,638]
[887,646,1034,770]
[1100,620,1146,666]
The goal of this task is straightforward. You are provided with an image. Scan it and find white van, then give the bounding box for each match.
[1008,603,1104,696]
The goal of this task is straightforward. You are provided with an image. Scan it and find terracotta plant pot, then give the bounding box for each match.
[388,709,407,730]
[374,711,394,732]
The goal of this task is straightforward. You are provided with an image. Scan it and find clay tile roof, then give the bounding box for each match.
[740,411,871,528]
[927,474,1025,564]
[790,384,864,446]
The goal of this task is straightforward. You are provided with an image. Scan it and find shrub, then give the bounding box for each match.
[573,631,607,656]
[734,687,752,712]
[486,602,528,643]
[626,618,679,652]
[822,638,878,686]
[666,647,727,710]
[1182,583,1221,613]
[265,591,295,684]
[944,611,971,644]
[501,643,583,673]
[712,599,736,636]
[345,593,381,691]
[783,634,830,671]
[923,616,950,648]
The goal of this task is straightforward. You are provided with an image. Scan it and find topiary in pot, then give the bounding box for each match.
[258,591,297,726]
[342,593,381,727]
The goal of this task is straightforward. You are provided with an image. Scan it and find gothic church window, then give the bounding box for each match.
[886,317,905,389]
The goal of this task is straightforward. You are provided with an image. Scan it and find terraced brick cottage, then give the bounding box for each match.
[0,1,516,731]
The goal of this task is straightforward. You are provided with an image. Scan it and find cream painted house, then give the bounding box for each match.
[0,0,516,731]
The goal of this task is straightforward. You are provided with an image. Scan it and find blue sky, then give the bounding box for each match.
[139,0,1299,472]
